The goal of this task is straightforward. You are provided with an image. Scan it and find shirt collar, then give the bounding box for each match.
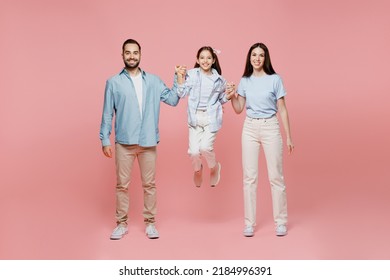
[120,68,146,77]
[196,67,221,81]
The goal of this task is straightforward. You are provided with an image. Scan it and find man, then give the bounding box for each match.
[100,39,184,240]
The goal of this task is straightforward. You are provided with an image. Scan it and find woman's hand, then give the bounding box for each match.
[226,82,236,100]
[286,138,294,154]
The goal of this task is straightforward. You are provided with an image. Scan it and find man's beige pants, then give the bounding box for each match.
[115,143,157,226]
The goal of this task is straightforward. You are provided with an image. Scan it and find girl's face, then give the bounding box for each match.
[197,50,215,73]
[250,47,265,71]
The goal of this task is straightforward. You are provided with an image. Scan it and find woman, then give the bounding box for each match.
[226,43,294,237]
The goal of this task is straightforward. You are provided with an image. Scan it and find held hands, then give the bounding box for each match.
[175,65,187,84]
[226,82,236,100]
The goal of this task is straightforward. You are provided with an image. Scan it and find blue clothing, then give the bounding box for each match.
[237,74,286,118]
[198,72,215,109]
[100,68,180,147]
[177,68,228,133]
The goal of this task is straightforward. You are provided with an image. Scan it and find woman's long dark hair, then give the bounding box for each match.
[194,46,222,75]
[243,43,275,77]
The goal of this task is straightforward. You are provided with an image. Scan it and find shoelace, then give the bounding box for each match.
[276,225,286,231]
[147,226,157,234]
[114,226,126,233]
[244,226,253,232]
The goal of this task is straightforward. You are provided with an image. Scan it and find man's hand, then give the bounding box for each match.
[102,145,113,158]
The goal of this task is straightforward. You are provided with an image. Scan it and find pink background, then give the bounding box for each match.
[1,0,389,259]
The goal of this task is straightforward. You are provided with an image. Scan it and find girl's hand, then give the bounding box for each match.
[175,65,187,85]
[226,82,236,100]
[175,65,187,77]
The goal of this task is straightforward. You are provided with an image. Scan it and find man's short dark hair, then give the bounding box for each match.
[122,39,141,52]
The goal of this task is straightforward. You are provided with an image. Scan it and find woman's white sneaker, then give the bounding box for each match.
[243,226,254,237]
[276,224,287,236]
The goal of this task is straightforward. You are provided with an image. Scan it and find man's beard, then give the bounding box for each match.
[124,60,140,69]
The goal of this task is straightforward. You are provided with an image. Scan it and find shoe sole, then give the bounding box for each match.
[147,235,159,239]
[110,231,128,240]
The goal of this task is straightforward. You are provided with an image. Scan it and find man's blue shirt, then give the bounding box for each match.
[100,68,180,147]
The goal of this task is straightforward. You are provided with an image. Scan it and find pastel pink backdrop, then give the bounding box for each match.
[1,0,389,259]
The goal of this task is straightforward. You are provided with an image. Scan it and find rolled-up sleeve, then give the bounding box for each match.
[160,75,180,106]
[218,78,229,104]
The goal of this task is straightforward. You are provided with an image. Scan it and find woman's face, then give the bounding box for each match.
[250,47,265,71]
[197,50,215,73]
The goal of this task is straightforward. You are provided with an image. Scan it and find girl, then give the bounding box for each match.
[226,43,294,237]
[177,46,230,188]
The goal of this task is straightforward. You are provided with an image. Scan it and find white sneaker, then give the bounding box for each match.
[243,226,254,237]
[110,225,128,240]
[145,224,159,239]
[276,224,287,236]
